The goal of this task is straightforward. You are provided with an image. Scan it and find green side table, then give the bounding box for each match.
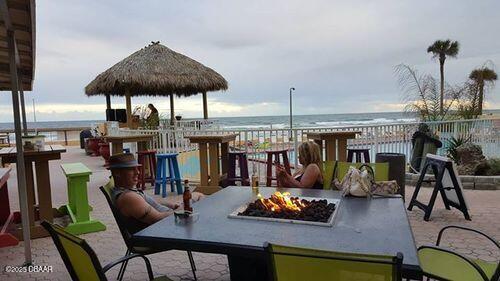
[60,163,106,235]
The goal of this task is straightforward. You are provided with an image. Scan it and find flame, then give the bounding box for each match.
[257,192,304,212]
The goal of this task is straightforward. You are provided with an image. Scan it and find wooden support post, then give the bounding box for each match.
[125,91,132,128]
[105,94,111,110]
[20,90,28,135]
[170,94,175,126]
[203,92,208,119]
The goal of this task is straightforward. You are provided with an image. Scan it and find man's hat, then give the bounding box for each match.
[107,153,141,169]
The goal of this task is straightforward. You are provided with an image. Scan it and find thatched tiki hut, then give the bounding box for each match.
[85,42,228,127]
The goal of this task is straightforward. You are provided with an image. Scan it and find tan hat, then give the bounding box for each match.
[107,153,141,169]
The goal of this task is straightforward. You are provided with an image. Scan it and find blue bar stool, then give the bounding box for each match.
[155,153,183,197]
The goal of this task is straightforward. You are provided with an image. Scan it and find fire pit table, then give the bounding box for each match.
[133,186,422,280]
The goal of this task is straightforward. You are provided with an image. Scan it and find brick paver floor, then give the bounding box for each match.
[1,146,498,280]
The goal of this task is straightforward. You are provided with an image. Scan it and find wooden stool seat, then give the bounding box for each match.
[155,153,182,197]
[137,150,157,190]
[347,148,371,163]
[226,151,250,186]
[266,150,291,186]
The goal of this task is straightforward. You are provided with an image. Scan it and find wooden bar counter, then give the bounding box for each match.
[105,134,154,155]
[305,131,360,161]
[186,134,238,194]
[0,145,66,239]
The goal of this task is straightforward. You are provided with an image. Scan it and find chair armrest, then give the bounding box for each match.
[102,253,154,280]
[437,225,500,250]
[418,246,490,281]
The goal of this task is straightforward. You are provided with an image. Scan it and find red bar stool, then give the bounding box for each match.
[266,149,291,186]
[226,151,250,186]
[137,150,157,190]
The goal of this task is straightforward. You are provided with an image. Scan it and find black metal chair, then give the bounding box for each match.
[100,183,197,281]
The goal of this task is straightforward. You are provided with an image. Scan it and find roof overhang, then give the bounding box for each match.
[0,0,35,91]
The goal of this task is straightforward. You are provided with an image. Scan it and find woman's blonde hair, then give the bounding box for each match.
[298,141,322,170]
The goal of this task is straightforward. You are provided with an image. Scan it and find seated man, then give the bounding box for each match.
[109,153,204,233]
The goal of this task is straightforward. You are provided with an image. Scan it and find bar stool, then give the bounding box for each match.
[137,150,157,190]
[226,151,250,186]
[155,153,182,197]
[347,148,371,163]
[266,149,291,186]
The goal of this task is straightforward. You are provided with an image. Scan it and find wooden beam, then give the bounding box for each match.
[0,36,31,47]
[170,94,175,125]
[125,90,132,128]
[202,91,208,119]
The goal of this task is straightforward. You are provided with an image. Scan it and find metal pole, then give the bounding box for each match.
[32,99,37,135]
[20,89,28,135]
[7,29,32,265]
[288,87,295,139]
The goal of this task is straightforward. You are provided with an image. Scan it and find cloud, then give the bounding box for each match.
[1,0,500,123]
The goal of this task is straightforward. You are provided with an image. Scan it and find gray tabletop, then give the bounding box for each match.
[134,186,420,274]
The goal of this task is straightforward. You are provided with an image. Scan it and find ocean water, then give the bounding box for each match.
[1,110,499,130]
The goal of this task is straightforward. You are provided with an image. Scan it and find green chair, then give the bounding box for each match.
[41,221,171,281]
[418,225,499,281]
[100,182,197,281]
[335,162,389,182]
[266,242,403,281]
[322,161,336,189]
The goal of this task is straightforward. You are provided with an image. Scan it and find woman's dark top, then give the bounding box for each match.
[294,174,324,189]
[111,187,169,234]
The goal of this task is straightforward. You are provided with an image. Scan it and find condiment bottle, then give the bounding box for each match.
[183,180,193,212]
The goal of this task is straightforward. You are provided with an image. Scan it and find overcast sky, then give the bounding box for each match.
[1,0,500,122]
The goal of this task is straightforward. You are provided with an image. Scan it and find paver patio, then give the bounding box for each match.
[1,146,498,281]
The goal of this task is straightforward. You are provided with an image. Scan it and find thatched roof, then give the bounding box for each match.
[0,0,36,91]
[85,42,228,97]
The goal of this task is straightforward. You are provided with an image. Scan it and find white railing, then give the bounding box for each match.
[159,119,220,130]
[118,118,500,166]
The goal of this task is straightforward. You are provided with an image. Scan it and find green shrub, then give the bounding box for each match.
[486,158,500,176]
[446,135,471,163]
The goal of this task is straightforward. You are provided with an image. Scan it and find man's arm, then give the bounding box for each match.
[116,192,171,225]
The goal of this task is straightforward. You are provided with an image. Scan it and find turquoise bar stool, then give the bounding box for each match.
[155,153,183,197]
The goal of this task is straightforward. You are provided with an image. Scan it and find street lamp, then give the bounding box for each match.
[289,87,295,140]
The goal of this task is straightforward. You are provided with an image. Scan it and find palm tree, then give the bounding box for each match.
[469,67,498,115]
[427,39,460,114]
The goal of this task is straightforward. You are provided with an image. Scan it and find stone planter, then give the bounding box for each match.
[87,138,102,157]
[99,142,110,166]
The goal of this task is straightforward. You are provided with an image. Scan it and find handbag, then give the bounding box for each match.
[371,180,400,196]
[335,165,374,197]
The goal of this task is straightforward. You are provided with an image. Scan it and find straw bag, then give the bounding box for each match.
[336,165,374,197]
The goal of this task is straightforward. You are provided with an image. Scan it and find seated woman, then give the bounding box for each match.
[276,141,323,189]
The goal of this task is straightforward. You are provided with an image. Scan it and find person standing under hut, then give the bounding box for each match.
[146,103,160,128]
[276,141,323,189]
[109,153,204,233]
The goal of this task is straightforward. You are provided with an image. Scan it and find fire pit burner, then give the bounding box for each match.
[228,192,340,227]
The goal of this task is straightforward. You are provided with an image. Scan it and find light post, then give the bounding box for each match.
[289,87,295,140]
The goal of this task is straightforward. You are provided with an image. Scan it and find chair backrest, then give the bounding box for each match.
[322,161,336,190]
[266,243,403,281]
[41,221,106,281]
[99,180,134,248]
[335,162,389,182]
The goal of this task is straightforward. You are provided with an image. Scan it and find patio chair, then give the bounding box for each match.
[100,183,197,281]
[41,221,171,281]
[334,162,389,182]
[418,225,499,281]
[321,161,336,189]
[265,242,403,281]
